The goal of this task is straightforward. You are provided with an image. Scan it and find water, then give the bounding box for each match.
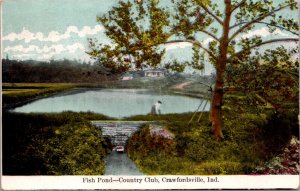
[104,151,144,175]
[12,89,210,118]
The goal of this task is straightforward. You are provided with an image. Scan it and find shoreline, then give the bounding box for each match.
[3,81,210,111]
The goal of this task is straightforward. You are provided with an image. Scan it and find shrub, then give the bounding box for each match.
[261,111,298,155]
[2,112,111,175]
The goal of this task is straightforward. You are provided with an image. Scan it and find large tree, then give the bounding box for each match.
[168,0,299,139]
[88,0,299,139]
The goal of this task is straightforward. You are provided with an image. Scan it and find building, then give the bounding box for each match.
[143,69,166,78]
[120,74,134,80]
[120,68,167,80]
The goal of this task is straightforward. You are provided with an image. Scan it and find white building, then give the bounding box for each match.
[143,69,166,77]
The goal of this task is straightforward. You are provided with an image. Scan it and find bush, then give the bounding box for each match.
[261,111,299,155]
[127,125,185,174]
[40,123,108,175]
[2,112,111,175]
[184,128,220,162]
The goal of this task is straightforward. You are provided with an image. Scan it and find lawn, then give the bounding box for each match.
[2,83,78,109]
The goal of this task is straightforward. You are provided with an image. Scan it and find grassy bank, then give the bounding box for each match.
[2,111,113,175]
[2,83,79,109]
[126,94,299,175]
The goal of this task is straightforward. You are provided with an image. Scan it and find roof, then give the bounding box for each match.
[143,69,166,73]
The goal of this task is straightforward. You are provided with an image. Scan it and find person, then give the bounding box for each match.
[150,101,162,115]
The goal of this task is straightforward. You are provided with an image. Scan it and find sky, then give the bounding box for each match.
[2,0,299,75]
[2,0,116,62]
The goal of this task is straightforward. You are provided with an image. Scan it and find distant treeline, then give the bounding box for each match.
[2,59,117,83]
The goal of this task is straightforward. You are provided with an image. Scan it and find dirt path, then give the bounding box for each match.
[173,81,193,90]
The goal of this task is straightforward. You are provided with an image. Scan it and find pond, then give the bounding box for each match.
[12,89,210,118]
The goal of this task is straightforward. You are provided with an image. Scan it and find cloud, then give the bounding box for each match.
[5,43,87,61]
[5,43,85,54]
[3,30,36,43]
[13,54,35,59]
[3,25,105,43]
[164,37,214,51]
[4,45,39,53]
[201,38,214,45]
[241,27,289,39]
[65,43,85,53]
[165,42,192,50]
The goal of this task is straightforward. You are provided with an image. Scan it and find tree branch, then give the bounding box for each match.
[194,0,223,25]
[230,0,247,13]
[230,21,299,36]
[198,29,220,41]
[161,39,217,60]
[228,38,299,62]
[229,2,297,43]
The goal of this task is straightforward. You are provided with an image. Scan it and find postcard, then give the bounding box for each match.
[1,0,299,190]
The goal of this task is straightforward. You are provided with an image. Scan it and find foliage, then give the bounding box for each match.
[191,161,246,175]
[2,112,111,175]
[252,137,299,175]
[2,58,115,83]
[87,0,169,73]
[127,124,194,175]
[225,46,299,113]
[260,111,299,154]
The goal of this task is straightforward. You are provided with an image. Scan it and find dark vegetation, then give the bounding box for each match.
[2,112,112,175]
[126,94,299,175]
[2,58,116,83]
[252,137,299,175]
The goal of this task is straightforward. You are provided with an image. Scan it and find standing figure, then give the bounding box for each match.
[150,101,162,115]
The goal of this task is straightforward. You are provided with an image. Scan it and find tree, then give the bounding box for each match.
[225,46,299,113]
[88,0,299,139]
[87,0,170,73]
[168,0,299,139]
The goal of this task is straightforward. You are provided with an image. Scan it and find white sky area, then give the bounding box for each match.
[2,0,298,75]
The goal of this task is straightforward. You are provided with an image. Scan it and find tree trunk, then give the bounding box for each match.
[210,68,225,140]
[209,0,232,140]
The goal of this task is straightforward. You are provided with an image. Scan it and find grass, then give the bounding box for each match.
[2,83,79,109]
[2,89,43,94]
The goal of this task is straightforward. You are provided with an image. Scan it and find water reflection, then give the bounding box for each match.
[104,151,144,175]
